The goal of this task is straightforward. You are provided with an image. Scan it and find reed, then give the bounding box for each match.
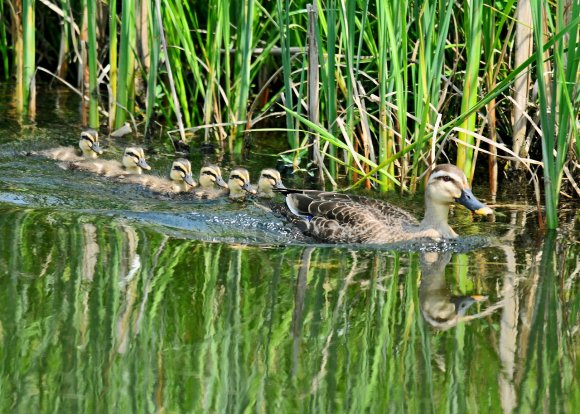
[456,0,483,181]
[21,0,35,114]
[108,0,118,129]
[86,0,98,128]
[0,1,8,80]
[531,0,580,229]
[276,0,298,150]
[114,0,135,129]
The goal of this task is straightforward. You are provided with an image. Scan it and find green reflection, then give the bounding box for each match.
[0,206,578,413]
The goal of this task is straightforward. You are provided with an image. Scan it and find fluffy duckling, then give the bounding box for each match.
[122,158,196,193]
[69,147,151,177]
[193,165,229,199]
[227,167,256,200]
[257,168,286,198]
[39,130,103,161]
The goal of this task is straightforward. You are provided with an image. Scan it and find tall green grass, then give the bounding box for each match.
[530,0,580,229]
[2,0,579,225]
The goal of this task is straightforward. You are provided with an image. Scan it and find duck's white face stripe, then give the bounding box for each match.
[429,170,466,188]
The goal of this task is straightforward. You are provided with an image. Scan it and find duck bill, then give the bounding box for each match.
[138,159,151,171]
[184,174,196,187]
[274,181,286,190]
[216,176,228,189]
[91,142,103,155]
[455,189,493,216]
[242,183,256,194]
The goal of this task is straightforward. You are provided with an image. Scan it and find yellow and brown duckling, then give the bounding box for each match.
[193,164,229,199]
[39,130,103,162]
[226,167,256,200]
[122,158,196,193]
[257,168,286,198]
[68,147,151,177]
[278,164,493,243]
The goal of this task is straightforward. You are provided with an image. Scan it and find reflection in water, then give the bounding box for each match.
[419,251,490,330]
[0,205,578,412]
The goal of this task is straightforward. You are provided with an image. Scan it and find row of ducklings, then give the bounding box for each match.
[39,130,285,200]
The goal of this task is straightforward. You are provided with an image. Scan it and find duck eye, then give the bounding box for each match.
[442,176,452,182]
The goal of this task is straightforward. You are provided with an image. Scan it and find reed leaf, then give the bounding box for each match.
[86,0,98,128]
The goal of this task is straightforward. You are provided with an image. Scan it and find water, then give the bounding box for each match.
[0,86,579,412]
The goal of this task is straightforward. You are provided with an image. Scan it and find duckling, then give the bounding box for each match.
[257,168,286,198]
[226,167,256,200]
[193,164,229,199]
[69,147,151,177]
[38,130,103,161]
[277,164,493,243]
[122,158,197,193]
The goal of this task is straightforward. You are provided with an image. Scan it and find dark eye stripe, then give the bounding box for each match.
[262,174,276,181]
[203,170,217,178]
[82,135,95,143]
[126,152,141,160]
[230,174,245,183]
[173,165,187,174]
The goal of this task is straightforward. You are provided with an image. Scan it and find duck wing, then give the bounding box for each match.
[281,189,418,243]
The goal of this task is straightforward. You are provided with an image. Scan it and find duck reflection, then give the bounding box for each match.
[419,251,488,330]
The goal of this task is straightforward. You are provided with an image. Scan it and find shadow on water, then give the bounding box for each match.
[0,86,579,412]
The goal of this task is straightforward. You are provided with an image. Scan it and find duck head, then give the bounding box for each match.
[228,168,256,199]
[199,165,228,189]
[79,130,103,158]
[425,164,493,216]
[122,147,151,174]
[257,168,285,198]
[170,158,197,187]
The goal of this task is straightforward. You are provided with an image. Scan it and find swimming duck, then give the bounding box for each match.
[227,167,256,200]
[193,164,229,199]
[278,164,493,243]
[39,130,103,161]
[122,158,196,193]
[257,168,286,198]
[68,147,151,177]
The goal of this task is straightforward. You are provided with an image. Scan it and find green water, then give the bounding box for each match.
[0,86,579,412]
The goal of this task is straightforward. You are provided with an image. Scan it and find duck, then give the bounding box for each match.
[226,167,256,200]
[277,164,493,243]
[68,147,151,177]
[193,164,229,199]
[122,158,197,193]
[419,251,487,330]
[257,168,286,198]
[38,130,103,161]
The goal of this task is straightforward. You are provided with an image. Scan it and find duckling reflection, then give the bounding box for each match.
[419,251,487,330]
